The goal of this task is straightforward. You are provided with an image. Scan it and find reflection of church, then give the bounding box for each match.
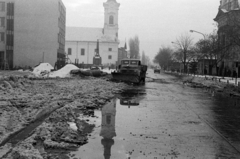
[100,99,117,159]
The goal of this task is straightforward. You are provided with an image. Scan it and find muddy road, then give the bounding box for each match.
[70,70,240,159]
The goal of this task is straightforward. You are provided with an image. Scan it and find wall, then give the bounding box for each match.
[0,2,5,53]
[14,0,61,67]
[66,41,118,65]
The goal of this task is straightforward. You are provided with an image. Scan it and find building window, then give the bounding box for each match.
[0,17,4,27]
[108,55,112,59]
[7,3,14,16]
[0,32,4,42]
[68,48,71,55]
[109,15,114,25]
[0,2,5,12]
[81,48,85,55]
[7,19,14,31]
[109,48,112,51]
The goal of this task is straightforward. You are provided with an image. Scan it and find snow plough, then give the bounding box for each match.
[111,59,148,84]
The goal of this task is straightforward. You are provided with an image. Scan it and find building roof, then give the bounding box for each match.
[66,27,103,42]
[66,27,118,43]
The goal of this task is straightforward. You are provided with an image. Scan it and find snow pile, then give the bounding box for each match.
[102,68,116,74]
[49,64,79,78]
[33,63,54,76]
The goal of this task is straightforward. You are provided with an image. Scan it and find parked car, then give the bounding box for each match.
[154,66,161,73]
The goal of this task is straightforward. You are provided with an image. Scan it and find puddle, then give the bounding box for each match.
[69,89,146,159]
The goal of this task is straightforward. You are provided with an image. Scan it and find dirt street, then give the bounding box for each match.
[69,70,240,159]
[0,70,240,159]
[0,75,127,159]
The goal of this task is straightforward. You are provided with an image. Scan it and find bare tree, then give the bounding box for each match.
[129,36,140,59]
[154,47,173,70]
[172,33,194,73]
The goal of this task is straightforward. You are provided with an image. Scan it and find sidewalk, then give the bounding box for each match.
[165,71,240,86]
[192,74,240,86]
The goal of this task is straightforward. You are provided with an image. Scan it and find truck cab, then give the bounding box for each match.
[112,59,147,83]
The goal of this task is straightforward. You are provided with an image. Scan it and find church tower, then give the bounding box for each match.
[103,0,120,42]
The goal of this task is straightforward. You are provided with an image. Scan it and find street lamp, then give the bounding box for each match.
[189,30,206,39]
[190,30,206,76]
[171,41,185,73]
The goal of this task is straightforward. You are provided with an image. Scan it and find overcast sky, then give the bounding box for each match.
[62,0,220,61]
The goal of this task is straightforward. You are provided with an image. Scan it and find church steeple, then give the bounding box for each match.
[103,0,120,42]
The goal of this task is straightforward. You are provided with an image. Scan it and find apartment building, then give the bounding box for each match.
[0,0,66,69]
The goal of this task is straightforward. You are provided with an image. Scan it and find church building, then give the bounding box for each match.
[214,0,240,77]
[65,0,120,66]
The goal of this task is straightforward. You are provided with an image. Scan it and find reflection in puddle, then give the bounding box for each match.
[100,99,117,159]
[71,89,146,159]
[120,99,139,108]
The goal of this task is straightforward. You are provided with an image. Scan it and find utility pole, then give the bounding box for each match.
[236,62,239,86]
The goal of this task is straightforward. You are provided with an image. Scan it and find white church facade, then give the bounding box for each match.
[65,0,120,66]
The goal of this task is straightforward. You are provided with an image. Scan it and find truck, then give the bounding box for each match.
[111,59,148,84]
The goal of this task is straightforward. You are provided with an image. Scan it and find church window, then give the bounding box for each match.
[108,55,112,59]
[109,48,112,51]
[81,48,85,55]
[109,15,114,25]
[68,48,72,55]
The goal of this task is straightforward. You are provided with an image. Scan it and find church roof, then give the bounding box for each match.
[66,27,103,42]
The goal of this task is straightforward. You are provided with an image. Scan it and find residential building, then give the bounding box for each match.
[197,59,217,75]
[214,0,240,77]
[0,0,66,69]
[65,0,120,67]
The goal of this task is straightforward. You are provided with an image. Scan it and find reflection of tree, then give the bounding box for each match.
[100,99,117,159]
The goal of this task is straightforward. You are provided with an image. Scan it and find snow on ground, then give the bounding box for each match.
[165,71,240,86]
[49,64,79,78]
[192,74,240,85]
[33,63,54,76]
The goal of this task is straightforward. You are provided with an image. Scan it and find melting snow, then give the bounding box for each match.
[33,63,54,76]
[101,68,116,74]
[49,64,79,78]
